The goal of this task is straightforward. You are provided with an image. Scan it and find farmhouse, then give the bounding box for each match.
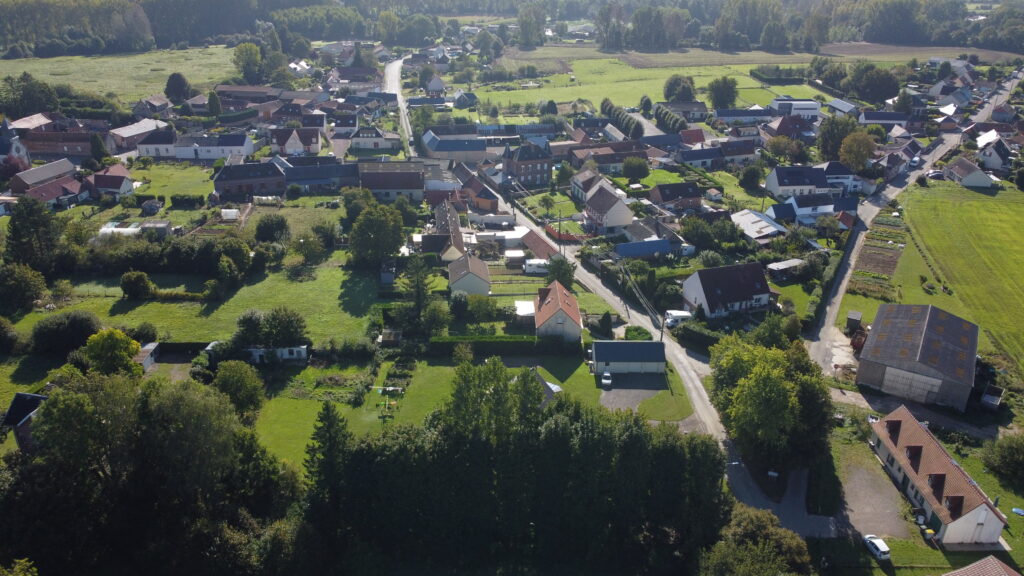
[271,128,323,156]
[357,161,426,203]
[351,126,402,151]
[591,340,666,374]
[649,182,702,211]
[682,262,772,318]
[857,304,978,412]
[534,280,583,343]
[676,147,723,169]
[422,131,488,163]
[109,118,168,151]
[420,200,466,262]
[769,97,820,120]
[585,185,633,233]
[447,254,491,295]
[760,115,816,144]
[942,557,1021,576]
[977,138,1013,172]
[212,162,286,203]
[502,141,553,188]
[85,164,134,200]
[569,168,601,203]
[870,406,1006,545]
[10,158,76,195]
[658,101,709,122]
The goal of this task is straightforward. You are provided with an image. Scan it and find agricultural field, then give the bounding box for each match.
[0,46,236,103]
[837,182,1018,362]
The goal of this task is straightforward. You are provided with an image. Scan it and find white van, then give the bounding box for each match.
[664,310,692,327]
[523,259,550,274]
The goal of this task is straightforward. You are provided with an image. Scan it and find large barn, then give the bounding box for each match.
[857,304,978,411]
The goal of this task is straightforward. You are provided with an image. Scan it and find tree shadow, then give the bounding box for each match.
[108,298,145,316]
[338,270,377,317]
[261,364,308,398]
[4,354,64,386]
[539,356,584,382]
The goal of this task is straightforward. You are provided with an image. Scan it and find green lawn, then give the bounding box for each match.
[837,182,1015,364]
[771,280,813,316]
[536,356,601,407]
[709,171,776,210]
[611,168,685,192]
[637,364,694,421]
[132,163,215,197]
[0,46,236,103]
[13,261,375,345]
[520,189,577,218]
[244,203,344,238]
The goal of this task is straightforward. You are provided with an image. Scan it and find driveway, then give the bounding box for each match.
[830,388,1001,439]
[843,459,910,539]
[599,373,664,411]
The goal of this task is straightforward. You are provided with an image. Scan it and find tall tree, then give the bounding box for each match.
[83,328,142,376]
[839,131,877,172]
[4,198,61,276]
[90,133,109,162]
[304,401,352,543]
[0,262,47,315]
[349,203,403,267]
[163,72,191,102]
[663,74,695,102]
[816,114,859,161]
[206,90,222,116]
[211,360,264,421]
[232,42,262,84]
[707,76,739,109]
[545,258,575,288]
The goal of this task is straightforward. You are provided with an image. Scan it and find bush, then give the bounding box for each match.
[0,316,20,353]
[121,271,155,299]
[169,194,203,209]
[671,320,725,349]
[624,325,653,340]
[125,322,159,343]
[31,310,102,355]
[981,434,1024,489]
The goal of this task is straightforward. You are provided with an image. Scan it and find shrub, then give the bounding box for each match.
[31,310,102,355]
[0,316,20,353]
[121,271,155,299]
[981,434,1024,489]
[126,322,159,343]
[624,325,653,340]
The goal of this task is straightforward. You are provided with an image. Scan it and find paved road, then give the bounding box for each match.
[383,57,416,157]
[805,71,1022,370]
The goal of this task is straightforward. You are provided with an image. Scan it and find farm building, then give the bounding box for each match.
[942,556,1021,576]
[591,340,666,374]
[871,406,1006,546]
[857,304,978,412]
[133,342,161,371]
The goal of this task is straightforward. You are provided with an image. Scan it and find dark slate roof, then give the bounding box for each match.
[861,304,978,388]
[358,161,425,190]
[138,130,176,145]
[592,340,666,364]
[678,147,724,162]
[692,263,770,312]
[862,111,910,122]
[14,158,76,187]
[2,393,47,427]
[714,109,773,118]
[650,182,701,204]
[828,99,859,114]
[215,162,285,182]
[640,134,683,150]
[771,166,829,188]
[448,254,490,284]
[586,186,624,216]
[423,131,485,152]
[366,91,398,103]
[505,141,551,161]
[768,202,796,222]
[573,117,611,128]
[407,97,446,106]
[793,192,838,208]
[285,162,359,183]
[614,238,672,258]
[720,139,757,157]
[833,196,859,212]
[815,161,855,177]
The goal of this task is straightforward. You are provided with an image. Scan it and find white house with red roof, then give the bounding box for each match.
[534,280,582,343]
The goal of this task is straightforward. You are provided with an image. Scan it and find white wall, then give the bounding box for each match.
[450,274,489,295]
[537,310,582,342]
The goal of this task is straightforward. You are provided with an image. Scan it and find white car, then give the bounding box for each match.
[863,535,891,561]
[600,372,613,387]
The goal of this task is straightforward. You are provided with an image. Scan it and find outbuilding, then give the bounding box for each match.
[591,340,666,374]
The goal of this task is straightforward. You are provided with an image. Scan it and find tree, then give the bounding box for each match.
[859,68,900,103]
[707,76,738,109]
[537,193,556,216]
[640,95,652,115]
[349,204,403,267]
[163,72,191,102]
[982,434,1024,489]
[663,74,695,102]
[893,89,914,115]
[31,310,102,355]
[0,559,37,576]
[839,131,877,172]
[305,401,352,540]
[738,165,762,190]
[255,213,290,242]
[422,299,452,335]
[816,215,840,245]
[232,42,262,84]
[727,363,798,463]
[766,135,796,159]
[263,306,308,348]
[207,90,222,116]
[83,328,141,376]
[120,270,155,300]
[212,360,264,421]
[418,65,436,89]
[292,233,327,265]
[0,262,47,315]
[467,294,498,322]
[816,114,859,161]
[5,198,60,275]
[622,156,650,181]
[545,258,575,288]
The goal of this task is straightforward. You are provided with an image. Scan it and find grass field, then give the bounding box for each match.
[520,189,577,217]
[637,365,693,421]
[0,46,236,103]
[709,171,776,210]
[12,260,374,344]
[132,163,215,197]
[837,182,1016,364]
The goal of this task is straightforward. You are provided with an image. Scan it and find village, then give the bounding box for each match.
[2,14,1024,576]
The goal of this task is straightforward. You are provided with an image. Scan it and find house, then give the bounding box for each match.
[212,162,286,203]
[1,392,47,452]
[86,164,134,200]
[136,129,177,158]
[991,103,1016,124]
[714,109,774,125]
[649,182,702,211]
[569,168,601,203]
[784,193,858,225]
[591,340,666,374]
[681,262,772,318]
[815,161,862,193]
[567,141,651,173]
[764,165,832,198]
[679,128,706,146]
[585,185,633,233]
[521,229,559,261]
[676,147,723,169]
[358,161,426,203]
[730,209,788,245]
[22,130,103,159]
[727,125,761,141]
[351,126,402,151]
[425,76,447,98]
[761,115,816,144]
[275,156,359,193]
[827,98,860,117]
[109,118,168,151]
[870,406,1006,544]
[857,304,978,411]
[271,128,323,156]
[453,90,479,109]
[873,152,908,182]
[769,97,821,120]
[420,201,465,262]
[942,557,1021,576]
[717,139,758,164]
[10,158,76,195]
[25,175,88,210]
[503,142,553,188]
[174,133,255,161]
[859,111,909,129]
[534,280,583,343]
[448,254,491,295]
[132,94,172,119]
[657,101,709,122]
[977,138,1013,172]
[462,176,500,212]
[765,202,796,224]
[944,157,992,188]
[422,131,487,163]
[288,59,313,77]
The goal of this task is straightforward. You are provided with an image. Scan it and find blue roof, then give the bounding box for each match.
[366,91,398,103]
[678,148,723,161]
[833,196,859,212]
[640,134,683,149]
[592,340,666,364]
[767,202,796,222]
[614,238,672,258]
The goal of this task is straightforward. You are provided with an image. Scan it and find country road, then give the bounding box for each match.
[807,71,1021,370]
[383,57,416,157]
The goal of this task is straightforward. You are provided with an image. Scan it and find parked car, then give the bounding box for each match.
[910,156,921,168]
[927,170,945,180]
[863,535,890,561]
[600,372,613,387]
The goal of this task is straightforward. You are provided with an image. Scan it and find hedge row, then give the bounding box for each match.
[218,108,258,123]
[671,321,726,350]
[749,70,806,85]
[803,250,844,323]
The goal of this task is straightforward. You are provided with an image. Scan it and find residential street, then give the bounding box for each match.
[383,57,416,157]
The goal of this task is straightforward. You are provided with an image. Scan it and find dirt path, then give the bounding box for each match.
[843,462,910,539]
[830,388,1001,439]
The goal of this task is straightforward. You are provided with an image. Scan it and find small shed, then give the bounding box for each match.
[141,199,164,216]
[846,310,863,333]
[133,342,160,371]
[378,329,402,347]
[221,208,240,222]
[591,340,667,374]
[705,188,723,201]
[766,258,806,280]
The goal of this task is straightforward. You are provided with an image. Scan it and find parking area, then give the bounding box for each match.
[599,373,666,411]
[842,455,910,539]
